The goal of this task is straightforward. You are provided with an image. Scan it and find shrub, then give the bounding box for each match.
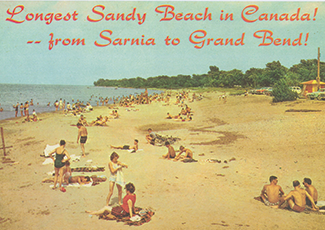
[272,79,298,102]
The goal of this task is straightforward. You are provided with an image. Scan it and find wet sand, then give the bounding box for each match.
[1,92,325,229]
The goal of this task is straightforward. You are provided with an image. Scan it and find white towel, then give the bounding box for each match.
[43,144,60,157]
[116,169,125,186]
[42,158,54,165]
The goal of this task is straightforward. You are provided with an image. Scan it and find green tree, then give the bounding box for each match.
[272,78,298,102]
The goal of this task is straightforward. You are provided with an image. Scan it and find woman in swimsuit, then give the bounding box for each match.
[106,152,128,206]
[49,140,71,191]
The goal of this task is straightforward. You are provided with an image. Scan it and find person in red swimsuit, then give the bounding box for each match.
[86,182,136,218]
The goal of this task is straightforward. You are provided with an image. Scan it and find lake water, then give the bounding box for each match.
[0,84,162,120]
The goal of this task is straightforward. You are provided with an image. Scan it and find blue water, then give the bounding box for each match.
[0,84,162,120]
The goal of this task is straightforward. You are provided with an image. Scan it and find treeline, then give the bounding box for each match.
[93,59,325,89]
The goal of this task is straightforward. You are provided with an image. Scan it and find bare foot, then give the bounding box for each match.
[82,155,86,158]
[52,187,57,190]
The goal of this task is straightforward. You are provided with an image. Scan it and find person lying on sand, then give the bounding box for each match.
[162,141,176,159]
[174,146,193,161]
[87,182,136,219]
[68,176,92,185]
[303,178,318,207]
[111,139,139,153]
[260,176,285,208]
[283,180,318,212]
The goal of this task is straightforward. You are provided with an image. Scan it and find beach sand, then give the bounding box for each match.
[1,92,325,229]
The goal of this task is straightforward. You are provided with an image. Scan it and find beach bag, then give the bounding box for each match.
[111,206,128,218]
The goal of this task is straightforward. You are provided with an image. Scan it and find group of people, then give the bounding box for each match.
[260,176,319,212]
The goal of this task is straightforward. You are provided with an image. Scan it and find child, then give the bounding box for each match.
[106,152,128,206]
[162,141,176,159]
[63,161,72,184]
[175,146,193,160]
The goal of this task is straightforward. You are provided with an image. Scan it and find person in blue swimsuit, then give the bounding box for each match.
[49,140,71,191]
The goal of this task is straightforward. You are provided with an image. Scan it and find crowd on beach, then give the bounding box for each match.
[258,175,320,213]
[43,89,199,222]
[11,100,40,122]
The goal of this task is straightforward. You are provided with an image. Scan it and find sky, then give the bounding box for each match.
[1,1,324,85]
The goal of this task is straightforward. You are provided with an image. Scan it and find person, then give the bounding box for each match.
[145,128,156,145]
[54,100,59,111]
[111,139,139,153]
[303,178,318,207]
[162,141,176,159]
[20,103,24,117]
[260,176,285,208]
[24,101,29,119]
[63,161,72,184]
[283,180,318,212]
[166,113,173,119]
[78,114,89,126]
[68,176,92,185]
[87,182,136,218]
[106,152,128,206]
[77,123,88,157]
[13,102,19,117]
[49,140,71,191]
[175,146,193,160]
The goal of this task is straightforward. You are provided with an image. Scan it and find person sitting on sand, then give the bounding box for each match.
[166,113,173,119]
[175,146,193,161]
[146,128,156,145]
[303,178,318,207]
[78,114,89,126]
[87,182,136,218]
[49,140,71,191]
[283,180,318,212]
[162,141,176,159]
[260,176,285,208]
[111,139,139,153]
[63,161,72,184]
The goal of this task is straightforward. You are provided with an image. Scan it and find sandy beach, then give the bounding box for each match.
[1,91,325,230]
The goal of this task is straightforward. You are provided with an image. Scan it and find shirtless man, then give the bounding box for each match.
[283,180,318,212]
[303,178,318,207]
[78,114,89,126]
[162,141,176,159]
[175,146,193,160]
[260,176,285,208]
[77,123,88,157]
[68,176,91,185]
[111,139,139,153]
[146,128,156,145]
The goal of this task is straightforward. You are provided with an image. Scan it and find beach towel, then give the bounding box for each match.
[50,180,93,188]
[98,207,155,226]
[127,149,143,153]
[71,166,105,172]
[43,144,60,157]
[116,169,125,187]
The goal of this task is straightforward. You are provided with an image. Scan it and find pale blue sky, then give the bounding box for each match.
[1,1,324,85]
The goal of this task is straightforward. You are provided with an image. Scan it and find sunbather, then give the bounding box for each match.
[111,140,139,152]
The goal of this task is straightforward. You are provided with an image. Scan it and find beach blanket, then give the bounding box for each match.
[43,144,60,157]
[50,181,93,188]
[71,166,105,172]
[98,207,155,226]
[127,149,143,153]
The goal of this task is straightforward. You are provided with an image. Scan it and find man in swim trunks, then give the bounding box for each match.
[283,180,318,212]
[77,123,88,157]
[110,139,139,152]
[303,178,318,207]
[260,176,285,208]
[175,146,193,161]
[162,141,176,159]
[68,176,91,185]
